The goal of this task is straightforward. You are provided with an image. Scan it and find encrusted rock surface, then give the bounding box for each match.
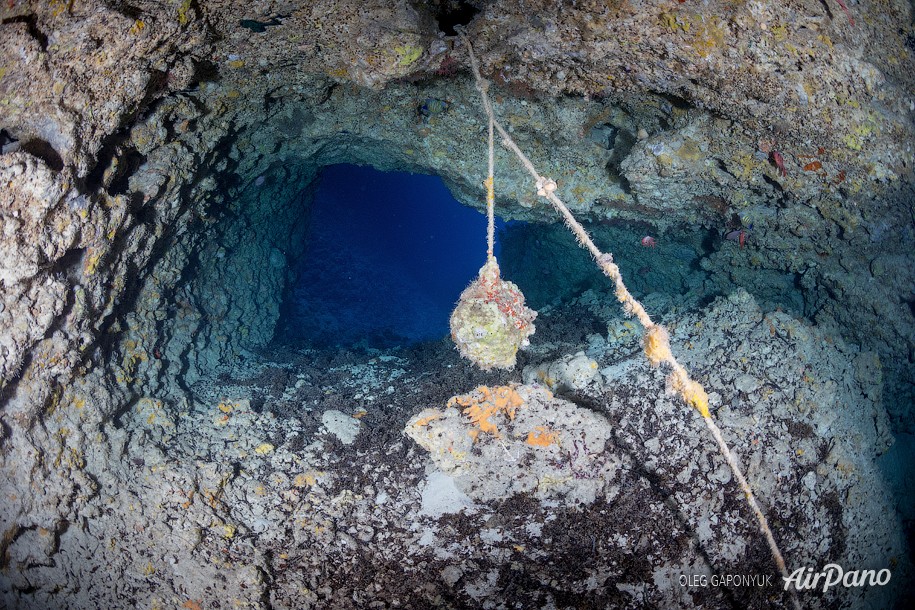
[406,383,622,505]
[1,0,913,607]
[0,290,907,609]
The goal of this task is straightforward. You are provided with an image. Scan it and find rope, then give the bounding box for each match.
[458,31,798,609]
[486,115,495,262]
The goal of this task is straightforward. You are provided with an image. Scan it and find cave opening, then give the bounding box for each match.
[432,0,481,36]
[276,163,503,349]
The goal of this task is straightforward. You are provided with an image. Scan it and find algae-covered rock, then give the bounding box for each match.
[449,259,536,370]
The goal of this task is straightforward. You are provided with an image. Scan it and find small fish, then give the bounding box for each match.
[640,235,656,247]
[418,98,450,120]
[725,229,747,248]
[239,16,284,33]
[770,150,787,177]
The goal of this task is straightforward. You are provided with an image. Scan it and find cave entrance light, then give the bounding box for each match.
[279,164,502,348]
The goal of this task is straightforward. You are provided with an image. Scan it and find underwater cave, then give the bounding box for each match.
[1,1,914,609]
[279,164,499,348]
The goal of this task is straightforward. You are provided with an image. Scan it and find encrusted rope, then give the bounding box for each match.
[486,114,496,263]
[458,31,797,608]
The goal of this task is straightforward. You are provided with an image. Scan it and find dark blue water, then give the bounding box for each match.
[282,164,500,347]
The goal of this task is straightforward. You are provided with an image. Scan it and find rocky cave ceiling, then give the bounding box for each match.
[2,0,913,419]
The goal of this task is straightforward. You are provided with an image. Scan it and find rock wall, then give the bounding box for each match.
[3,0,914,414]
[0,0,914,605]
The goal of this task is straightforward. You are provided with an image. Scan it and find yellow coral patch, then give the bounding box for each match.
[686,384,710,419]
[536,370,556,387]
[293,471,324,487]
[393,44,423,67]
[669,371,710,418]
[84,249,103,275]
[177,0,193,25]
[644,324,673,366]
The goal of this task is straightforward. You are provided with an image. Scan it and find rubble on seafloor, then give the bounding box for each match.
[1,290,902,609]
